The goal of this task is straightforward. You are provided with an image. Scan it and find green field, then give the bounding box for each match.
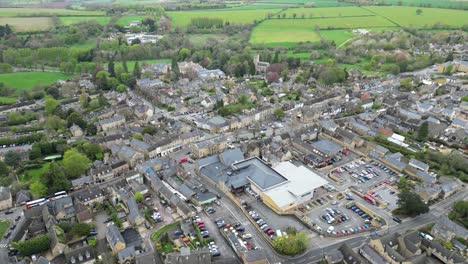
[116,16,147,26]
[378,0,468,9]
[0,221,9,238]
[0,17,52,31]
[0,97,17,105]
[251,20,321,45]
[0,72,71,90]
[319,29,355,46]
[280,6,374,18]
[20,162,51,183]
[365,6,468,28]
[0,8,104,17]
[188,34,229,47]
[227,3,297,10]
[58,16,110,25]
[167,9,282,26]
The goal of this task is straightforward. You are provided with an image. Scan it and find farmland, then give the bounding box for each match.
[116,16,148,26]
[279,6,374,18]
[58,16,110,25]
[364,6,468,28]
[0,72,71,90]
[0,8,104,17]
[252,0,353,6]
[0,17,52,31]
[250,20,322,45]
[167,9,282,26]
[319,30,355,46]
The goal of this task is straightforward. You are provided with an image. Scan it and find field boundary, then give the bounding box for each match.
[359,6,401,27]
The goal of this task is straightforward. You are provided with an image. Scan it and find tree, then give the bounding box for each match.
[4,151,21,169]
[397,190,429,216]
[133,61,141,79]
[417,121,429,141]
[448,200,468,228]
[63,148,91,179]
[142,126,157,135]
[272,231,308,256]
[238,94,249,105]
[82,143,104,160]
[71,223,91,237]
[41,162,71,194]
[134,192,143,203]
[11,235,50,256]
[30,181,47,198]
[45,97,58,115]
[79,91,89,108]
[108,60,115,77]
[0,161,9,176]
[416,9,423,15]
[67,112,87,129]
[274,108,285,120]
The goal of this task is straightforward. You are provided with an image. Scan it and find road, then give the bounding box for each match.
[0,207,25,264]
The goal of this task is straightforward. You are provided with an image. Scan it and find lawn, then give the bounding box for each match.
[116,16,147,26]
[20,162,51,183]
[58,16,110,25]
[365,6,468,28]
[279,6,375,18]
[285,51,311,60]
[0,8,105,17]
[0,97,17,105]
[151,222,180,241]
[167,9,282,26]
[251,20,321,45]
[0,72,72,90]
[0,17,52,32]
[0,221,10,238]
[319,29,355,46]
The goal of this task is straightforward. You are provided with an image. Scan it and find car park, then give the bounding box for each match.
[242,234,252,239]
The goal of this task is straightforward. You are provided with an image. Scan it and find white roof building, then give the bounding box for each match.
[262,162,328,212]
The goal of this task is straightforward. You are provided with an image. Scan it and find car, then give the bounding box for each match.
[4,231,11,239]
[392,217,402,224]
[4,210,13,215]
[7,249,18,257]
[174,230,182,236]
[236,226,245,232]
[214,200,221,206]
[266,229,275,235]
[305,205,311,210]
[10,224,16,230]
[31,255,37,261]
[206,208,216,214]
[252,215,260,221]
[316,199,324,205]
[242,234,252,239]
[15,216,21,221]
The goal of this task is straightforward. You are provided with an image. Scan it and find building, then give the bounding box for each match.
[70,124,84,137]
[191,136,227,159]
[0,186,12,210]
[432,216,468,241]
[72,186,105,207]
[311,139,342,157]
[165,247,212,264]
[96,115,126,132]
[106,225,126,254]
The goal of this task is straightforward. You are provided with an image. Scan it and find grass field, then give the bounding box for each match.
[0,72,71,90]
[0,8,104,17]
[255,0,353,6]
[116,16,147,26]
[0,17,52,31]
[188,34,229,47]
[58,16,110,25]
[251,20,322,45]
[379,0,468,9]
[319,29,355,46]
[365,6,468,28]
[227,3,297,10]
[167,9,282,26]
[279,6,374,18]
[0,221,9,238]
[20,163,51,183]
[0,97,17,105]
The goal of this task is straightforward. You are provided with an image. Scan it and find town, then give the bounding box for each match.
[0,1,467,264]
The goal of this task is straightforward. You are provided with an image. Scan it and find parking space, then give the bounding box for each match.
[332,160,398,188]
[239,193,308,234]
[371,185,399,211]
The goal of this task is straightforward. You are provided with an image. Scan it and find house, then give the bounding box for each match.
[106,225,126,254]
[117,246,136,263]
[96,115,126,132]
[438,177,462,199]
[47,196,76,222]
[165,247,212,264]
[72,186,105,207]
[432,216,468,241]
[70,124,84,137]
[115,146,144,168]
[191,136,227,159]
[117,190,145,226]
[0,186,12,210]
[15,190,30,206]
[72,176,94,190]
[90,164,114,183]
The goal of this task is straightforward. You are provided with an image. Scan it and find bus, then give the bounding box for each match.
[47,191,68,201]
[26,198,47,209]
[364,195,377,205]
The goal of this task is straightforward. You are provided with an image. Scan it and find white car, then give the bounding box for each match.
[242,234,252,239]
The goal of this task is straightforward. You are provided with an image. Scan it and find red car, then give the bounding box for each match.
[197,221,205,226]
[266,229,274,235]
[246,244,252,250]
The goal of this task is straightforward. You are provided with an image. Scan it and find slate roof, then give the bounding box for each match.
[106,225,125,248]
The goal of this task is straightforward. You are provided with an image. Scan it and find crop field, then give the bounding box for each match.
[0,8,105,17]
[116,16,147,26]
[0,72,71,90]
[58,16,110,25]
[365,6,468,28]
[319,29,355,46]
[379,0,468,9]
[167,9,282,26]
[279,6,374,18]
[0,17,52,31]
[227,3,297,10]
[251,20,321,45]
